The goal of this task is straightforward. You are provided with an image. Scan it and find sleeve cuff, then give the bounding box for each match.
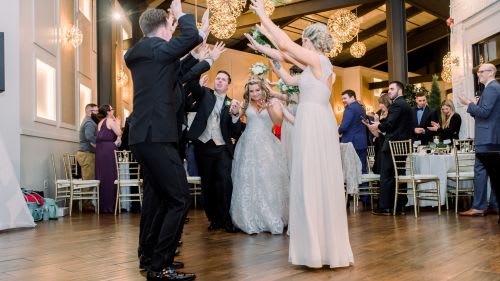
[205,58,213,66]
[190,50,199,60]
[198,30,207,40]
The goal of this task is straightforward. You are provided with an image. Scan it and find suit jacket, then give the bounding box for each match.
[467,79,500,145]
[124,14,202,145]
[411,106,438,144]
[378,95,413,151]
[438,113,461,141]
[338,101,367,150]
[186,81,242,157]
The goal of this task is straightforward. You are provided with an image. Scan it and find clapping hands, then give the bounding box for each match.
[230,100,242,116]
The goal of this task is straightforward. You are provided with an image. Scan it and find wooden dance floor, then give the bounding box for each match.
[1,208,499,281]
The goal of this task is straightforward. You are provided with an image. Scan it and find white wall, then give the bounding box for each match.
[0,0,21,183]
[450,0,500,138]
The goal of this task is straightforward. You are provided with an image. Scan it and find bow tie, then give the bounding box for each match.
[417,108,424,111]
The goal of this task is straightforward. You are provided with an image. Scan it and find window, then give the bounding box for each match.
[36,59,56,121]
[79,83,92,124]
[373,78,383,97]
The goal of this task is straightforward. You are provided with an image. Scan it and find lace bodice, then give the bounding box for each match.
[244,104,274,132]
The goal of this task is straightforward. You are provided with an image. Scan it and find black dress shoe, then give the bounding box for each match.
[147,268,196,281]
[140,255,151,271]
[184,217,190,224]
[396,206,406,215]
[224,224,239,233]
[175,248,181,256]
[207,222,222,231]
[177,240,183,246]
[372,208,392,216]
[172,261,184,269]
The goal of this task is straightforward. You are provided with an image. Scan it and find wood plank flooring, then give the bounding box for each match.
[1,207,499,281]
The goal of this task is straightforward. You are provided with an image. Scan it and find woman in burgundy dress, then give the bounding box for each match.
[95,105,122,213]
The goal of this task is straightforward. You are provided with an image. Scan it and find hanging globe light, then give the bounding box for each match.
[210,15,237,39]
[207,0,246,18]
[326,40,343,58]
[441,69,452,83]
[350,41,366,58]
[327,9,359,43]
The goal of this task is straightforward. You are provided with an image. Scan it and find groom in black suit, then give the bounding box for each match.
[186,71,242,232]
[124,1,204,280]
[368,81,413,215]
[412,92,438,145]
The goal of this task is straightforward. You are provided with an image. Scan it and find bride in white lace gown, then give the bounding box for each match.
[230,78,289,234]
[247,0,354,268]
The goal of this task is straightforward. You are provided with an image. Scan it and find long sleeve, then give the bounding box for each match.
[338,106,354,135]
[378,101,402,133]
[467,86,500,119]
[439,114,461,140]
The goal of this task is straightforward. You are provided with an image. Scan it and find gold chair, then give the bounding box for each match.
[64,154,100,216]
[389,140,441,217]
[114,150,143,215]
[354,146,380,213]
[187,176,202,208]
[51,154,71,207]
[446,140,475,213]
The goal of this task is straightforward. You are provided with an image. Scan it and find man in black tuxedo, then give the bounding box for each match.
[368,81,413,215]
[412,92,438,144]
[124,1,205,280]
[186,71,242,233]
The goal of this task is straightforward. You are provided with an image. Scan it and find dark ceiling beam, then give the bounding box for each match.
[367,74,444,89]
[291,1,384,46]
[406,0,450,20]
[236,0,382,28]
[334,6,421,64]
[340,19,449,68]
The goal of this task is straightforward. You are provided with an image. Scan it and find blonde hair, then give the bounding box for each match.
[302,23,333,53]
[242,77,269,111]
[378,94,392,119]
[440,99,455,129]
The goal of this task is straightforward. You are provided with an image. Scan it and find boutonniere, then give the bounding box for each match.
[224,98,232,107]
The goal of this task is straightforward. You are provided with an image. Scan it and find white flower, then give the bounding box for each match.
[250,62,269,76]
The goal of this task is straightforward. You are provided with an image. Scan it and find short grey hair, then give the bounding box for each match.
[302,23,333,53]
[139,9,168,36]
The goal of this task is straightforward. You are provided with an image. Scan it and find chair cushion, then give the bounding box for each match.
[398,174,439,181]
[114,179,142,186]
[447,171,474,178]
[361,174,380,182]
[187,176,201,184]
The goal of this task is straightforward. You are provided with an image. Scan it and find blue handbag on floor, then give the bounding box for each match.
[42,198,59,220]
[26,202,44,222]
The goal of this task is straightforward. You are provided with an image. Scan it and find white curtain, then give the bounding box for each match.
[0,132,35,230]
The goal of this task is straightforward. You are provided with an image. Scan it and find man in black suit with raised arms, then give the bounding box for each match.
[124,1,206,279]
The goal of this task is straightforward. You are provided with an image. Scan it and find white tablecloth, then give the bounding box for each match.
[408,153,474,207]
[340,143,362,195]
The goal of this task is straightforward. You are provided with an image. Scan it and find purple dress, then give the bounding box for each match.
[96,119,118,213]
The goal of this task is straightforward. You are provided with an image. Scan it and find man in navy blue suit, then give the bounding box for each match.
[338,89,368,173]
[459,63,500,217]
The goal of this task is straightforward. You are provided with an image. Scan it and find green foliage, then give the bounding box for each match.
[404,84,429,108]
[428,74,442,112]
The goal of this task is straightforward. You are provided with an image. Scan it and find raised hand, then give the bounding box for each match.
[249,0,266,18]
[244,33,261,52]
[209,41,226,61]
[199,75,209,87]
[230,99,241,116]
[198,44,210,61]
[169,0,183,19]
[200,9,210,38]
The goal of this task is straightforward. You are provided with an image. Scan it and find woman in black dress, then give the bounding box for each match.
[427,100,461,141]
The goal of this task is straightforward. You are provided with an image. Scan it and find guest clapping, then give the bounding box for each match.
[427,100,461,141]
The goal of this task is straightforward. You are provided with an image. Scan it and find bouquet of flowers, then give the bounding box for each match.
[276,79,299,104]
[251,27,276,52]
[250,62,270,78]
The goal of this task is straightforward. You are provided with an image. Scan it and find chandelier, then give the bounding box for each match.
[210,15,237,39]
[265,0,275,16]
[207,0,246,18]
[326,40,343,58]
[116,67,129,87]
[65,25,83,48]
[327,9,359,44]
[350,41,366,58]
[441,52,459,83]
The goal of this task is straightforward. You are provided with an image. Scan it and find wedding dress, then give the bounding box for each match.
[288,55,354,267]
[230,105,289,234]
